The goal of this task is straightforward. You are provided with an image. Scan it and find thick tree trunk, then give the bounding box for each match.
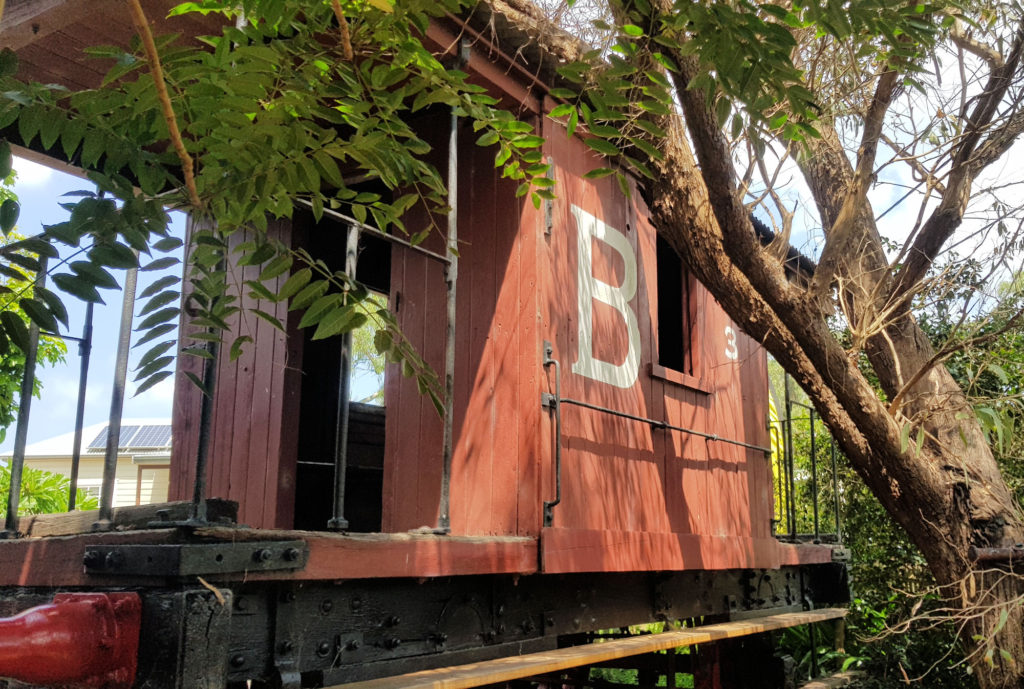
[642,106,1024,687]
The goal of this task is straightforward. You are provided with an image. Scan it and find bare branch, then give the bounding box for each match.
[889,21,1024,309]
[809,69,899,301]
[951,25,1005,71]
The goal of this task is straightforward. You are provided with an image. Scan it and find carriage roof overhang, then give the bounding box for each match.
[0,0,584,114]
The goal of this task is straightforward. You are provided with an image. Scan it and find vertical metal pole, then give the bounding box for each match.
[2,259,47,537]
[67,301,94,511]
[189,331,219,524]
[831,441,842,542]
[810,407,820,542]
[437,106,459,534]
[328,225,359,531]
[94,265,138,530]
[784,376,796,539]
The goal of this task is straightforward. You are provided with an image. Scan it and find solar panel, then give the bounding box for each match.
[86,425,141,450]
[87,427,109,449]
[130,425,172,448]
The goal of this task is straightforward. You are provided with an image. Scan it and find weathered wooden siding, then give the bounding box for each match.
[382,111,543,537]
[537,113,774,572]
[170,219,301,529]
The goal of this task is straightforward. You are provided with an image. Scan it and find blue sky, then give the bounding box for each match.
[0,157,184,453]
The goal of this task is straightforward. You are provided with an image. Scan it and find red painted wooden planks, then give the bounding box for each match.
[169,221,298,529]
[540,527,783,573]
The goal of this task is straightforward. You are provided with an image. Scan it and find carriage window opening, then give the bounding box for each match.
[350,293,387,406]
[294,205,391,532]
[656,235,692,374]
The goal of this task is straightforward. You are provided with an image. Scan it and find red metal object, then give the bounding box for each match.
[0,592,141,688]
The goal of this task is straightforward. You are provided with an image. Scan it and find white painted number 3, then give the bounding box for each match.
[724,326,739,360]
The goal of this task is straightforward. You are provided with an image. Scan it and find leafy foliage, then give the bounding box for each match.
[0,176,67,444]
[0,0,564,408]
[0,464,98,518]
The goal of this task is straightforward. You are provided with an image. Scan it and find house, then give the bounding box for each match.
[3,419,171,507]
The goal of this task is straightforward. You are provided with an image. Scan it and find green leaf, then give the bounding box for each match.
[134,370,173,396]
[134,323,176,348]
[994,608,1009,635]
[19,298,59,333]
[53,273,104,303]
[0,140,11,178]
[622,24,644,36]
[183,371,210,397]
[259,253,293,281]
[153,237,183,252]
[34,286,68,327]
[311,305,356,340]
[0,199,19,235]
[0,49,18,78]
[135,307,180,330]
[252,308,284,331]
[278,267,312,301]
[141,256,179,271]
[476,130,499,146]
[229,335,253,361]
[549,104,574,118]
[138,290,180,316]
[71,261,119,289]
[0,311,29,352]
[289,279,328,311]
[585,138,621,157]
[90,243,138,269]
[583,167,616,179]
[139,275,179,299]
[136,340,176,369]
[298,293,343,329]
[899,422,912,454]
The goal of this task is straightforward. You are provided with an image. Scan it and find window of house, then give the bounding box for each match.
[656,235,692,375]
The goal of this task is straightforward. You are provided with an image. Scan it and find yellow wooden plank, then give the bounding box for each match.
[331,608,847,689]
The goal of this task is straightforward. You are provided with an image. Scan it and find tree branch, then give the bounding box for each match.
[950,25,1005,71]
[889,22,1024,308]
[809,69,898,301]
[330,0,355,61]
[126,0,201,209]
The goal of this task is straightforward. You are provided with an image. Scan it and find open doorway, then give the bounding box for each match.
[292,211,391,532]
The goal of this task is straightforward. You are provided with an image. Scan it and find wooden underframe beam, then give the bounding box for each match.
[330,608,848,689]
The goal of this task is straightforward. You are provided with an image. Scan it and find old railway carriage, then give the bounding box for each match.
[0,2,847,688]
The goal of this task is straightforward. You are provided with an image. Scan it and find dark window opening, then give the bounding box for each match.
[656,235,692,374]
[293,205,392,532]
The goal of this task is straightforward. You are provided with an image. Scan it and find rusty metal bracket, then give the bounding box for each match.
[83,541,308,576]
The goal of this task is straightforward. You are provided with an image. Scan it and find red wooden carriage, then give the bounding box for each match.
[0,3,847,688]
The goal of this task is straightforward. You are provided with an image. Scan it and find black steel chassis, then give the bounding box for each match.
[0,545,848,689]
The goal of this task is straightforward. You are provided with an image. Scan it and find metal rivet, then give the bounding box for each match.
[316,641,331,657]
[83,550,102,567]
[230,654,245,668]
[346,639,361,651]
[279,641,294,654]
[234,597,248,611]
[284,547,301,562]
[385,615,400,627]
[319,599,333,615]
[254,548,273,563]
[383,637,401,650]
